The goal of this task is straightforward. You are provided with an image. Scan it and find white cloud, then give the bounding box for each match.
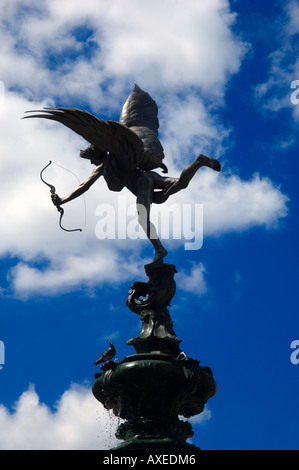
[189,406,212,425]
[159,93,230,165]
[0,0,248,106]
[95,0,247,94]
[0,92,288,299]
[178,262,208,297]
[288,0,299,35]
[0,2,289,299]
[0,384,120,450]
[196,171,289,235]
[0,383,212,450]
[255,0,299,121]
[152,168,288,244]
[9,251,144,300]
[0,91,145,297]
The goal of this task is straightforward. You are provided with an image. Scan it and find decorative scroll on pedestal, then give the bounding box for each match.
[126,263,183,357]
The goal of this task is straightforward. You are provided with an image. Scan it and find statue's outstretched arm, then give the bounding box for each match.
[52,164,103,207]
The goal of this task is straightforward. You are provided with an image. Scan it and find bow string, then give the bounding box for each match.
[40,160,83,233]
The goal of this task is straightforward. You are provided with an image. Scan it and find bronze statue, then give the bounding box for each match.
[25,85,220,263]
[25,86,219,449]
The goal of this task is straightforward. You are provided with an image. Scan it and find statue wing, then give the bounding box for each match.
[23,107,144,169]
[119,85,168,173]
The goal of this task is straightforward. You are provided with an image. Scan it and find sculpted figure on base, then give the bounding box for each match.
[25,85,220,263]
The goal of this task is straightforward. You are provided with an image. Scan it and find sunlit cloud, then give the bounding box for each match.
[255,0,299,122]
[0,1,288,299]
[0,384,119,450]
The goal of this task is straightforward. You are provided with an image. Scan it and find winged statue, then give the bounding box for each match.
[24,85,221,263]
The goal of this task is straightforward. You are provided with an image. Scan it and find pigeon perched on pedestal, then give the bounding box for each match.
[94,342,116,365]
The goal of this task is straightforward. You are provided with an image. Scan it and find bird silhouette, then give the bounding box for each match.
[94,342,116,365]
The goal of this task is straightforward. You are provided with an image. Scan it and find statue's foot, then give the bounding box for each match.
[197,154,221,172]
[153,247,168,263]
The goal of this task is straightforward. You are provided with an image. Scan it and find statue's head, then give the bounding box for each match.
[80,144,106,165]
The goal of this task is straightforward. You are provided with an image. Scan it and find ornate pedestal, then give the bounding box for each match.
[92,263,217,450]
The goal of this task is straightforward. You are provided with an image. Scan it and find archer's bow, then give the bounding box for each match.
[40,161,82,233]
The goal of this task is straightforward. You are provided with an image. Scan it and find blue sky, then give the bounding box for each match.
[0,0,298,450]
